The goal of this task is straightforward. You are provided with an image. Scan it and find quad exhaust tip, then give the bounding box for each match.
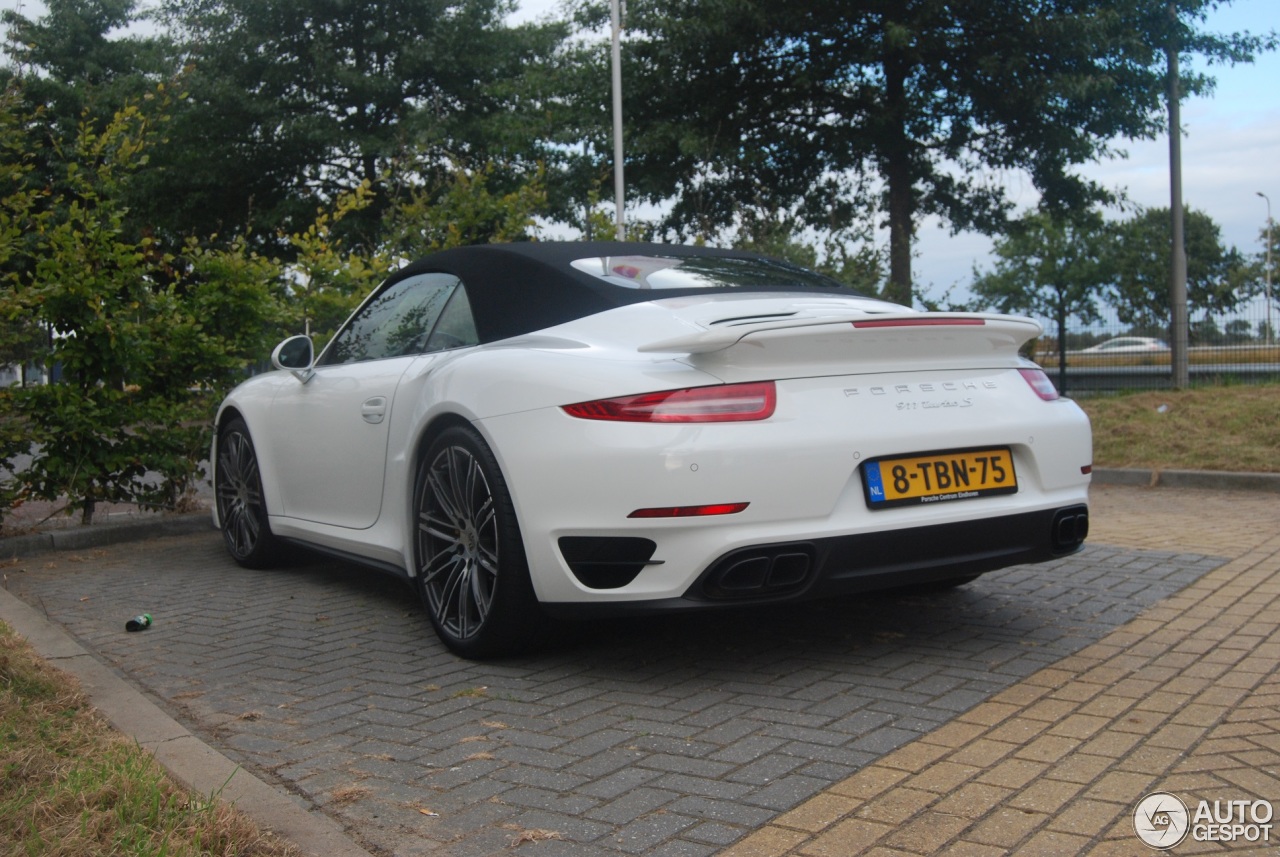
[1052,506,1090,552]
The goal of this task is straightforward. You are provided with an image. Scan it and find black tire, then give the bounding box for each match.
[215,418,282,569]
[413,425,540,658]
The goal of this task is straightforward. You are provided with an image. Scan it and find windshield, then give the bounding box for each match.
[570,254,860,293]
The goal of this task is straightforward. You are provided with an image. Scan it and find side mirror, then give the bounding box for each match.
[271,335,315,383]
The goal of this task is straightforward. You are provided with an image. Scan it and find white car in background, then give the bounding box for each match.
[1081,336,1170,354]
[213,242,1092,658]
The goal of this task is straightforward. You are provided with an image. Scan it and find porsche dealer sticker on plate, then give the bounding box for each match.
[863,448,1018,509]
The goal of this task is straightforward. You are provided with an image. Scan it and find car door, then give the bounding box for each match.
[262,272,465,529]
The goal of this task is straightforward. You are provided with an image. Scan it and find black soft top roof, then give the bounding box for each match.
[385,241,848,343]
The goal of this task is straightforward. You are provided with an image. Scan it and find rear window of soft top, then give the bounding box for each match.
[570,254,858,293]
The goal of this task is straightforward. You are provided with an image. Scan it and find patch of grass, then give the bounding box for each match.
[1078,383,1280,473]
[0,621,298,857]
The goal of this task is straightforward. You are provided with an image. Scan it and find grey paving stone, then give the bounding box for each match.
[567,748,652,782]
[5,532,1223,856]
[610,812,699,853]
[490,765,594,793]
[502,809,616,848]
[577,765,665,800]
[683,820,749,847]
[501,786,601,815]
[722,752,807,786]
[585,787,680,824]
[644,841,719,857]
[706,734,788,765]
[664,796,776,827]
[740,774,832,810]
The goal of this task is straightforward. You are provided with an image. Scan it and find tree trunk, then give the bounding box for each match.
[1056,299,1069,396]
[883,49,914,307]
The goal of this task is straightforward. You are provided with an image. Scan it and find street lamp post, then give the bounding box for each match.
[1259,191,1273,346]
[1166,8,1189,389]
[610,0,625,241]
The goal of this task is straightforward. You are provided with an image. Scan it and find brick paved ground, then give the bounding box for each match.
[724,484,1280,856]
[2,483,1276,855]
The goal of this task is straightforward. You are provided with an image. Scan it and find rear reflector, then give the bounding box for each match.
[1018,368,1060,401]
[852,318,986,328]
[628,502,749,519]
[563,382,776,423]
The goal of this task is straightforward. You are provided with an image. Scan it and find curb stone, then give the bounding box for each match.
[1091,467,1279,493]
[1,512,214,558]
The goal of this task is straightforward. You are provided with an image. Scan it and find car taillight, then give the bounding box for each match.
[1019,368,1059,401]
[563,382,777,423]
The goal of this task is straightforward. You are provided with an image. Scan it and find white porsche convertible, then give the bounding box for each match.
[213,242,1092,658]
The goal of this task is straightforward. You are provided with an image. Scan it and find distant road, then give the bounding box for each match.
[1045,363,1280,392]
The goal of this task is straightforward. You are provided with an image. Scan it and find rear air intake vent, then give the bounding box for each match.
[558,537,658,590]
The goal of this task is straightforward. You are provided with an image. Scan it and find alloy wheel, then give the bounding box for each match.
[416,443,499,641]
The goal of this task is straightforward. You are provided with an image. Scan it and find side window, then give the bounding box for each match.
[424,286,479,352]
[318,273,460,366]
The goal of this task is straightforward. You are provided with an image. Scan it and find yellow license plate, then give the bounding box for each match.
[863,448,1018,509]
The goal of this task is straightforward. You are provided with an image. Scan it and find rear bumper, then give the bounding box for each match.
[540,504,1087,619]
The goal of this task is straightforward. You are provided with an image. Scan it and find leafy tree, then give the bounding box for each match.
[288,161,550,350]
[0,85,45,521]
[971,210,1111,391]
[591,0,1274,304]
[1108,206,1251,331]
[1255,217,1278,339]
[381,161,549,261]
[0,86,288,523]
[0,0,172,127]
[4,98,180,523]
[1223,318,1253,344]
[284,181,395,346]
[0,84,46,385]
[1,0,176,247]
[731,211,885,295]
[150,0,566,248]
[1191,316,1224,345]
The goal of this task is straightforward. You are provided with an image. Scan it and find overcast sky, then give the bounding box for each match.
[512,0,1280,301]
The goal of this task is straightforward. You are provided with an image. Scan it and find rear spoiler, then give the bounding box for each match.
[637,313,1043,355]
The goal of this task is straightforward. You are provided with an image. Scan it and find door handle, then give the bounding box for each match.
[361,397,387,424]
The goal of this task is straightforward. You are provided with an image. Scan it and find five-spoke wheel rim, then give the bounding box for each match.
[416,444,499,642]
[217,430,264,560]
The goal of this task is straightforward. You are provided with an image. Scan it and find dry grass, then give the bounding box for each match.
[1079,383,1280,473]
[0,622,299,857]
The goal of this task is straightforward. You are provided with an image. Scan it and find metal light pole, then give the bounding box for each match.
[1167,4,1189,389]
[610,0,625,241]
[1259,191,1273,346]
